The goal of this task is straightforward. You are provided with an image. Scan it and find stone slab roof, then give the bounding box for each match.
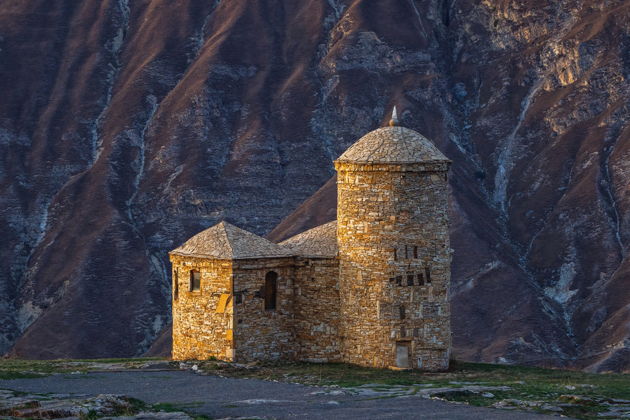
[336,126,450,164]
[170,221,293,260]
[279,221,338,258]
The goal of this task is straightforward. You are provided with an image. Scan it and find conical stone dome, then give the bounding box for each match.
[170,221,292,260]
[336,126,449,164]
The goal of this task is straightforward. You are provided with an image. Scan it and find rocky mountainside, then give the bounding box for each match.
[1,0,628,370]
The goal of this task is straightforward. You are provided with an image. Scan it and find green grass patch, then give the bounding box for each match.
[0,371,46,380]
[74,357,162,363]
[0,357,167,379]
[153,402,203,411]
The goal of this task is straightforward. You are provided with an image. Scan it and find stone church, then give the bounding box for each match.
[169,111,452,371]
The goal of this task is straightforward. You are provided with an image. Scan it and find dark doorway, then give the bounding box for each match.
[264,271,278,310]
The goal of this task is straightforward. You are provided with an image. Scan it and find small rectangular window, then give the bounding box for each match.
[396,275,403,286]
[418,272,425,286]
[190,270,201,291]
[399,305,406,320]
[425,266,432,284]
[400,326,406,337]
[404,245,408,259]
[413,246,418,259]
[407,274,414,286]
[413,328,420,337]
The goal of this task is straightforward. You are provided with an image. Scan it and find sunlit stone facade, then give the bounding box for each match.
[170,122,452,371]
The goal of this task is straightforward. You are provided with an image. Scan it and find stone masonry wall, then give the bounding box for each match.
[232,258,297,362]
[293,257,341,362]
[170,255,234,361]
[171,254,343,364]
[172,158,451,370]
[336,161,451,371]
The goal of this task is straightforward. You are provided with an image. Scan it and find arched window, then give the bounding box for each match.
[264,271,278,310]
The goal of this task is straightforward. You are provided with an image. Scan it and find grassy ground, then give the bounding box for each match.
[192,359,630,419]
[0,357,162,379]
[1,358,629,419]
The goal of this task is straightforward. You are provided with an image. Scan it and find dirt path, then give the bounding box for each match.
[0,369,561,419]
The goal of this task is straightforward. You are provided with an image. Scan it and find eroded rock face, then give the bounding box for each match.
[0,0,628,369]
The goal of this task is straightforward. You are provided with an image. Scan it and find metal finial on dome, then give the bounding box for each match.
[389,106,399,127]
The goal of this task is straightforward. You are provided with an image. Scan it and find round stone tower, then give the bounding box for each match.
[334,111,452,371]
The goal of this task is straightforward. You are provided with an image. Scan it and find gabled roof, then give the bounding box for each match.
[335,126,450,164]
[170,221,293,260]
[279,221,338,258]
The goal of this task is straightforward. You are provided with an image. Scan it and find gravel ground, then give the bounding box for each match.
[0,370,562,419]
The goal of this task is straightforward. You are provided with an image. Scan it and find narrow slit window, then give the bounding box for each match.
[393,248,398,261]
[407,274,414,286]
[399,305,406,320]
[418,272,425,286]
[189,270,201,291]
[404,245,408,259]
[413,246,418,259]
[425,266,432,284]
[173,269,179,300]
[264,271,278,310]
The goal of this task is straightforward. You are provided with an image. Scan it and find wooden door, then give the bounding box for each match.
[395,342,410,368]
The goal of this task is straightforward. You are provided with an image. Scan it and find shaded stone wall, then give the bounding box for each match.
[170,255,234,361]
[293,257,341,362]
[335,161,451,371]
[232,258,297,362]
